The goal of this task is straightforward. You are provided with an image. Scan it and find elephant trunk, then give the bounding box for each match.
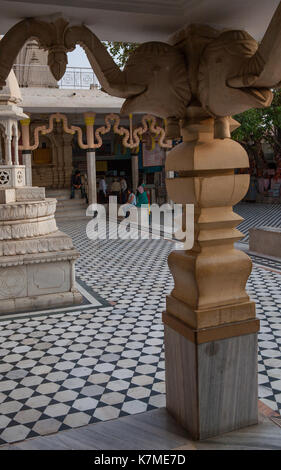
[65,25,146,99]
[228,1,281,89]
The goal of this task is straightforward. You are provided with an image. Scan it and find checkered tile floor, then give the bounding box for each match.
[0,216,280,445]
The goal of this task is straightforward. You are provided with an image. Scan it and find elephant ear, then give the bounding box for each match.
[227,2,281,89]
[65,25,146,98]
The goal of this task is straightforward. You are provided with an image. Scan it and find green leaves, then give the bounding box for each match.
[232,89,281,151]
[102,42,138,69]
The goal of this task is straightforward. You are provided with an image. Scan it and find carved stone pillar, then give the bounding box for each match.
[20,118,32,186]
[164,113,259,440]
[51,130,63,188]
[62,133,73,188]
[87,150,97,205]
[131,154,139,191]
[50,135,58,188]
[56,129,65,189]
[2,11,281,442]
[22,151,32,186]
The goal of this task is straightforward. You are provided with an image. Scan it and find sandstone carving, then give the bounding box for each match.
[0,9,281,137]
[0,3,280,437]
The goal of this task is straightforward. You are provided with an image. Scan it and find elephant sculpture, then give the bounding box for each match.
[0,2,281,137]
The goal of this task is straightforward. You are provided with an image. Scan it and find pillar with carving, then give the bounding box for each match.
[62,132,74,189]
[20,117,32,186]
[84,112,97,205]
[164,110,259,439]
[2,11,281,440]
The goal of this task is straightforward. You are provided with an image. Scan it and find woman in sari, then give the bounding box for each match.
[136,183,149,207]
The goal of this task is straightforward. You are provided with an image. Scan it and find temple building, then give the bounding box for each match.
[13,41,169,210]
[2,0,281,449]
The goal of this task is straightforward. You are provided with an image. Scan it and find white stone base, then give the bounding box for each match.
[0,290,82,314]
[0,189,16,204]
[0,186,46,204]
[0,246,83,315]
[0,178,82,315]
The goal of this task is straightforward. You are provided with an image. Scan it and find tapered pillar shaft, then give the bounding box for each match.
[131,154,139,191]
[164,116,259,440]
[87,150,97,205]
[22,151,32,186]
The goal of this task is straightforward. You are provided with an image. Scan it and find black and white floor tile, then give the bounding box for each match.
[247,263,281,412]
[0,215,280,445]
[235,202,281,243]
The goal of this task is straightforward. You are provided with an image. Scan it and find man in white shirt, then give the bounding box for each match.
[98,176,107,203]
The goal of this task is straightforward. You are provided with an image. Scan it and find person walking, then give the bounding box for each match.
[110,178,121,200]
[120,176,128,204]
[70,169,85,199]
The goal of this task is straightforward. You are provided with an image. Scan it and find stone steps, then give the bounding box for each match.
[46,189,88,219]
[45,189,71,200]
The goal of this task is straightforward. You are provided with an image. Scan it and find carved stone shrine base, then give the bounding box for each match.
[164,115,259,439]
[0,185,82,315]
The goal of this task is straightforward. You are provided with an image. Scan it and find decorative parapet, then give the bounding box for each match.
[19,112,172,152]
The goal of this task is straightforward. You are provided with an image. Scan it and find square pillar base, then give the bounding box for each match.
[164,320,259,440]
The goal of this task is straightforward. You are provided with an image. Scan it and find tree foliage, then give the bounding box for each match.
[232,89,281,162]
[102,41,138,69]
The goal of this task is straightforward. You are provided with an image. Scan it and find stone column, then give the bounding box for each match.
[22,151,32,186]
[5,122,12,165]
[84,113,97,205]
[131,154,139,191]
[62,133,74,188]
[84,112,95,148]
[20,117,32,186]
[56,128,65,189]
[51,130,63,188]
[13,124,19,165]
[164,114,259,440]
[87,150,97,205]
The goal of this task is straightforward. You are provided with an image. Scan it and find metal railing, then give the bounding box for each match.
[13,64,100,90]
[58,67,100,89]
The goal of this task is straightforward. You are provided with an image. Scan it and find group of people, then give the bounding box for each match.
[98,175,149,216]
[98,176,128,204]
[122,181,149,218]
[98,176,148,205]
[71,170,149,215]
